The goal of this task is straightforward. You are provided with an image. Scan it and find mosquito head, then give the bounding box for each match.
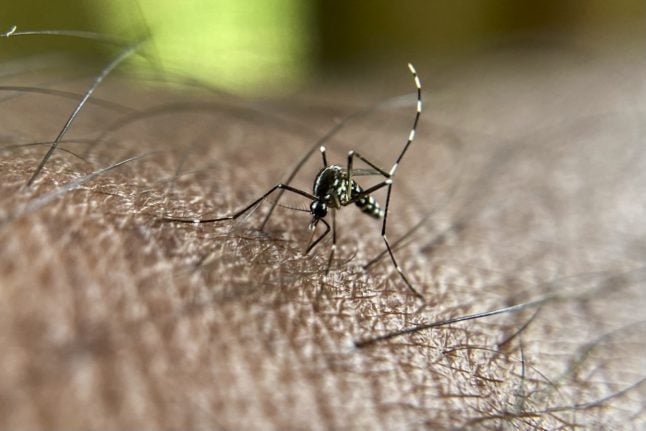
[309,200,327,229]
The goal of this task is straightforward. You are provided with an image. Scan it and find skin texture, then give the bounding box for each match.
[0,41,645,430]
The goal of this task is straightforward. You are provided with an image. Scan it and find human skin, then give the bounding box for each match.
[0,42,645,430]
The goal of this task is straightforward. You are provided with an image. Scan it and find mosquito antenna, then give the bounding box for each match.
[23,40,143,187]
[277,203,311,213]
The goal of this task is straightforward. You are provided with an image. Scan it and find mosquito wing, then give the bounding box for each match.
[349,168,383,177]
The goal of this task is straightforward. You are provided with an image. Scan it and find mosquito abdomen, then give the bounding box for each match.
[352,182,383,218]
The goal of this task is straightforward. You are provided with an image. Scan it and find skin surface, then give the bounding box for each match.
[0,41,645,430]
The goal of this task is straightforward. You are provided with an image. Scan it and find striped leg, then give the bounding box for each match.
[325,210,336,276]
[365,63,425,301]
[381,183,425,301]
[162,183,316,224]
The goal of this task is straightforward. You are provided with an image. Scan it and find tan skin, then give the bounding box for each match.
[0,45,644,430]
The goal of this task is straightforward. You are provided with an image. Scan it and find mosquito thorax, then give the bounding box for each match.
[313,165,346,201]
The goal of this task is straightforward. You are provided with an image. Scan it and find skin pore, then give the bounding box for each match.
[0,39,645,429]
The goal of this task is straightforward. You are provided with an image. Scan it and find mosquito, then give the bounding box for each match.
[164,63,425,301]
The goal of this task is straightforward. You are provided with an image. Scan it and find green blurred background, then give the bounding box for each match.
[1,0,644,94]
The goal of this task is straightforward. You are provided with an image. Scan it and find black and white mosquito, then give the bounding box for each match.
[165,63,425,301]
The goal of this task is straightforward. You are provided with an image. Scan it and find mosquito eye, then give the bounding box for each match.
[310,201,327,218]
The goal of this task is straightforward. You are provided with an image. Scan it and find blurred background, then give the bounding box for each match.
[1,0,644,94]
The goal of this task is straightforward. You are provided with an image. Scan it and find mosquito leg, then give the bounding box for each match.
[348,151,391,177]
[381,183,425,301]
[361,63,424,300]
[346,150,388,203]
[346,179,392,204]
[388,63,422,177]
[325,210,337,275]
[314,211,336,311]
[259,144,319,231]
[346,62,421,186]
[162,183,316,224]
[320,145,328,167]
[365,212,435,270]
[346,151,353,203]
[305,217,330,254]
